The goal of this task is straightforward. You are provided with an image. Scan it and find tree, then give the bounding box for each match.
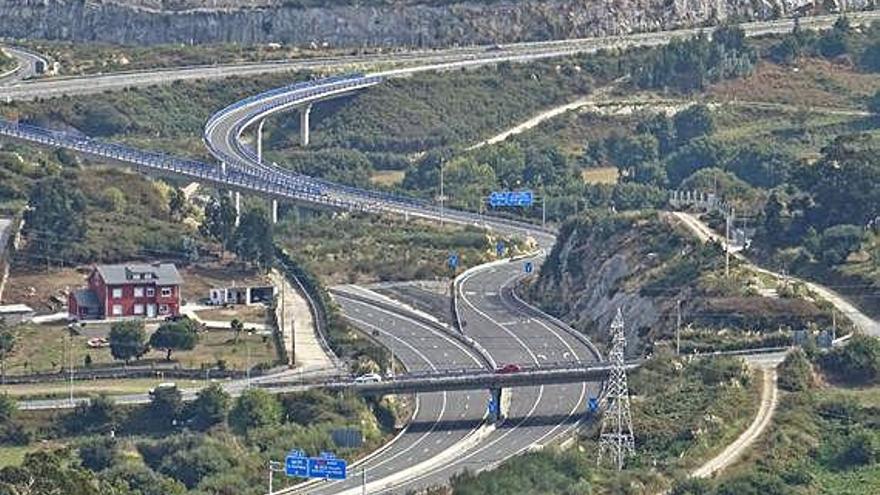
[65,395,119,435]
[149,322,198,361]
[168,188,187,221]
[868,89,880,115]
[607,134,659,169]
[232,208,274,271]
[149,385,183,429]
[200,195,237,256]
[228,389,282,434]
[778,348,814,391]
[817,224,864,266]
[860,41,880,72]
[230,318,245,344]
[636,112,676,156]
[77,437,118,472]
[821,334,880,384]
[664,138,729,186]
[762,191,787,248]
[108,320,147,364]
[0,394,15,424]
[23,176,87,266]
[0,322,13,383]
[189,383,230,430]
[674,104,715,145]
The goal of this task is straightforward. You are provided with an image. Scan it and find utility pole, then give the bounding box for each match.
[362,466,367,495]
[67,331,74,406]
[267,460,282,495]
[439,160,445,226]
[541,195,546,229]
[598,308,635,470]
[676,299,682,356]
[725,207,732,278]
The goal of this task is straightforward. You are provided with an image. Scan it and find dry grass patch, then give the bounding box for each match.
[581,166,619,184]
[709,58,880,108]
[369,170,406,187]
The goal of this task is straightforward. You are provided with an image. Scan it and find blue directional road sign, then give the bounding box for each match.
[285,452,309,478]
[524,261,534,274]
[308,456,347,480]
[448,253,459,270]
[488,398,499,416]
[496,240,505,257]
[489,190,534,208]
[587,396,599,414]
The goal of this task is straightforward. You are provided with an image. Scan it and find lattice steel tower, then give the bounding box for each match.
[597,308,635,470]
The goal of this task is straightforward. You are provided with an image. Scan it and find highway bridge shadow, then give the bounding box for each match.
[406,412,582,433]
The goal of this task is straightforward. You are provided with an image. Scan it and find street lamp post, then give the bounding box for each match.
[439,160,445,226]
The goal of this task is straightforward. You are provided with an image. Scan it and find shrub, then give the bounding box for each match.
[77,437,118,472]
[820,335,880,384]
[777,349,813,392]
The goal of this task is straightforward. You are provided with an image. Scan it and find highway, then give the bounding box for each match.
[2,10,880,101]
[0,46,46,85]
[7,10,863,490]
[282,292,489,495]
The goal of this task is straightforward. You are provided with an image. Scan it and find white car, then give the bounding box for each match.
[354,373,382,383]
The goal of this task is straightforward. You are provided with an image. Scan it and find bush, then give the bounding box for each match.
[77,437,118,472]
[228,389,282,435]
[777,349,813,392]
[820,335,880,384]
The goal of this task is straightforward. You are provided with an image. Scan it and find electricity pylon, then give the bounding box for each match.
[597,308,635,470]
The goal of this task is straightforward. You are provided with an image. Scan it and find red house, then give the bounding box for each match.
[68,263,183,320]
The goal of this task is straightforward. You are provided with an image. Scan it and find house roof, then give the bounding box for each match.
[95,263,183,286]
[71,289,100,308]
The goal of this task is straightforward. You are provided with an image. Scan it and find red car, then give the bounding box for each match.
[495,363,521,374]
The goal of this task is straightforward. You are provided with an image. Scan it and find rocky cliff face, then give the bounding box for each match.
[527,212,694,356]
[0,0,853,47]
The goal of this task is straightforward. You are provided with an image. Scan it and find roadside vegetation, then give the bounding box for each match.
[17,40,374,76]
[0,49,14,74]
[0,384,403,494]
[426,354,760,494]
[276,212,523,284]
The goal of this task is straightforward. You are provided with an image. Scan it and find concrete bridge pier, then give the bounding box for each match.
[220,161,226,175]
[489,387,510,422]
[256,119,265,164]
[271,199,278,224]
[300,104,311,147]
[234,191,241,227]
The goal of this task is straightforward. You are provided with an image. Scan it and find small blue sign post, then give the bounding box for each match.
[587,396,599,415]
[524,261,534,274]
[496,240,505,257]
[448,253,459,271]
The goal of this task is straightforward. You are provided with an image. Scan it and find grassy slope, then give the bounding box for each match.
[277,212,524,285]
[442,355,761,495]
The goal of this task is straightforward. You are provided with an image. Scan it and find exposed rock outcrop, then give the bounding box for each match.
[0,0,866,47]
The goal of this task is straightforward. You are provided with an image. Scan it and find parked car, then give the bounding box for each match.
[149,382,177,395]
[86,337,109,348]
[354,373,382,383]
[495,363,521,374]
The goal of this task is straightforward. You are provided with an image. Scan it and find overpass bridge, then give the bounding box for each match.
[259,361,635,396]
